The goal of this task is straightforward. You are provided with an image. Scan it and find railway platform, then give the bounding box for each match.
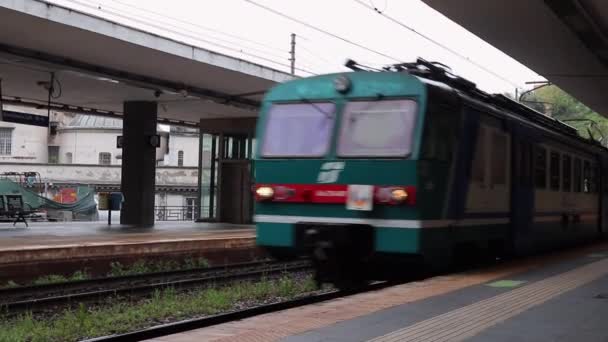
[0,221,257,281]
[150,241,608,341]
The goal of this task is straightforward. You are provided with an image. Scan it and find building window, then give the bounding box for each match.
[178,150,184,167]
[48,146,59,164]
[0,128,12,155]
[65,152,73,164]
[185,197,196,220]
[99,152,112,165]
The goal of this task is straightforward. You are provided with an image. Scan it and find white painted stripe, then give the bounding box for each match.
[253,215,509,229]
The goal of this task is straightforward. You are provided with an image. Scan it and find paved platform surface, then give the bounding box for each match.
[0,221,256,281]
[150,242,608,342]
[0,221,254,251]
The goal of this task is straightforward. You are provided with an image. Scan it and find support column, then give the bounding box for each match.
[120,101,157,227]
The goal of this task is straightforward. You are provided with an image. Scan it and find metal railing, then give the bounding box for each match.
[154,205,207,221]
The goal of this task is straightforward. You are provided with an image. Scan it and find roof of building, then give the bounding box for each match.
[63,114,123,130]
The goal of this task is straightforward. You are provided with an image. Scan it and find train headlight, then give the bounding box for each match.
[391,188,408,202]
[333,75,351,93]
[255,186,275,200]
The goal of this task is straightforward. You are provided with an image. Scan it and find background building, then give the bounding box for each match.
[0,106,202,221]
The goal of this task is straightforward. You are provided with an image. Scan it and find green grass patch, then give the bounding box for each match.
[0,274,317,342]
[2,257,211,289]
[33,270,91,286]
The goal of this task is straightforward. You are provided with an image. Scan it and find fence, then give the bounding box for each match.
[154,205,207,221]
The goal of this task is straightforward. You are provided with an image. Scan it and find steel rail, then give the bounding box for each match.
[1,259,311,314]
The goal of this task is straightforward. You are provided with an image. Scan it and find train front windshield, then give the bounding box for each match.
[261,102,335,157]
[261,99,418,158]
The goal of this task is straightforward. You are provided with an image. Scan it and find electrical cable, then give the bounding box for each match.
[243,0,401,62]
[368,0,388,13]
[106,0,287,55]
[352,0,523,89]
[62,0,317,75]
[83,0,289,62]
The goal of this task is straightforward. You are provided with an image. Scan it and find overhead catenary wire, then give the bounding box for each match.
[243,0,401,63]
[78,0,290,65]
[352,0,524,89]
[62,0,317,75]
[104,0,289,55]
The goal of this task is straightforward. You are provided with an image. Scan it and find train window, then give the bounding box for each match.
[471,127,486,183]
[338,99,417,157]
[583,160,591,193]
[261,102,335,157]
[574,158,582,192]
[420,106,454,162]
[549,152,560,191]
[562,155,571,192]
[523,143,533,186]
[590,163,598,193]
[491,132,507,185]
[516,141,532,186]
[534,147,547,189]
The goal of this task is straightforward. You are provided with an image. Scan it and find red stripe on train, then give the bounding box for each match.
[253,184,416,205]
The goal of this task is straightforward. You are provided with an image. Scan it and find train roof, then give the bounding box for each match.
[367,58,581,138]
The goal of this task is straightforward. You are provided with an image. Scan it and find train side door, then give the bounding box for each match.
[486,127,511,212]
[466,124,490,212]
[466,121,511,214]
[510,135,535,237]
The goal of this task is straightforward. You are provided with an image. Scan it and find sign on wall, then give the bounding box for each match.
[1,110,49,127]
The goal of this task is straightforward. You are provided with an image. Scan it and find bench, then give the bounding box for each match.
[0,194,33,227]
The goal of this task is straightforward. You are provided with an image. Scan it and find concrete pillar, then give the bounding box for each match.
[120,101,157,227]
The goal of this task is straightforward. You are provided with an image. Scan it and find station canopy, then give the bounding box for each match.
[423,0,608,116]
[0,0,294,126]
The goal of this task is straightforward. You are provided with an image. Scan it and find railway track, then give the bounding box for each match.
[0,259,311,315]
[84,281,395,342]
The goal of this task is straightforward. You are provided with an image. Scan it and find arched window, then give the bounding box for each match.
[65,152,73,164]
[178,150,184,167]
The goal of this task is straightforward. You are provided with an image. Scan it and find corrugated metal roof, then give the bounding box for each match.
[65,115,122,130]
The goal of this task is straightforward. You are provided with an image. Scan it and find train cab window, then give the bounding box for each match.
[562,155,572,192]
[338,99,417,157]
[490,132,507,185]
[574,158,582,192]
[261,102,335,157]
[534,147,547,189]
[583,160,591,193]
[549,152,560,191]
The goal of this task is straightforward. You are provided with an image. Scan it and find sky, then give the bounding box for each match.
[47,0,544,94]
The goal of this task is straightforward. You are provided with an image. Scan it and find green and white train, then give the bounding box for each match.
[252,58,607,286]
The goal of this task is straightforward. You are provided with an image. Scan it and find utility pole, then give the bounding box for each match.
[289,33,296,75]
